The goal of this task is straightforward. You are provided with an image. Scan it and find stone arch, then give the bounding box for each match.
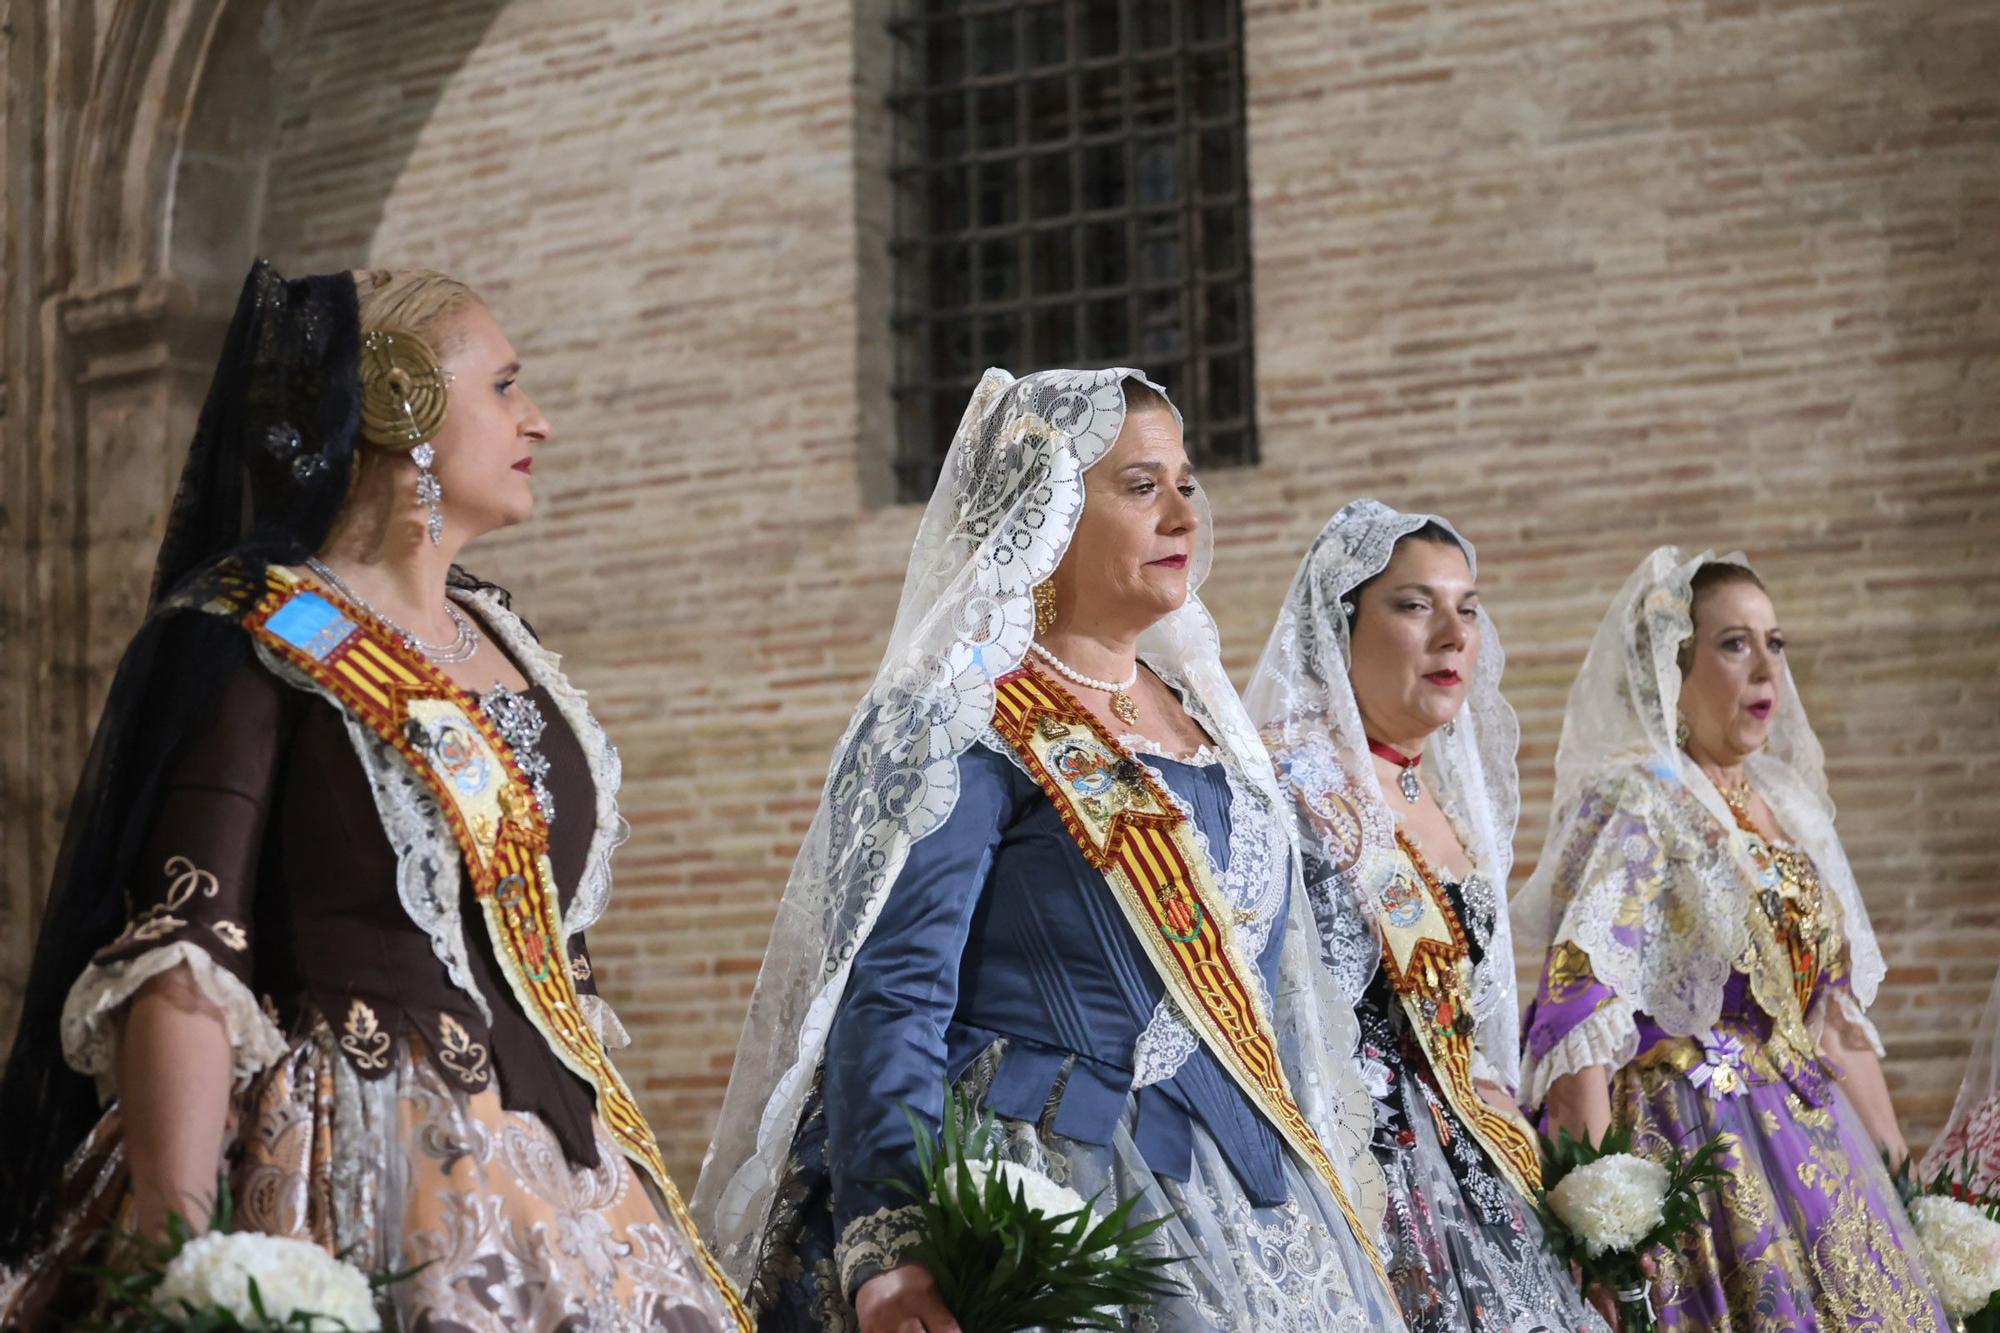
[2,0,508,1033]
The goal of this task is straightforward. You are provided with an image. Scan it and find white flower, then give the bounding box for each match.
[1547,1153,1670,1258]
[1909,1194,2000,1318]
[947,1160,1089,1222]
[155,1232,379,1330]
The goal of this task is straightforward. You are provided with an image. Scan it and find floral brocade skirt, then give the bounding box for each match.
[0,1021,741,1332]
[1612,1043,1948,1332]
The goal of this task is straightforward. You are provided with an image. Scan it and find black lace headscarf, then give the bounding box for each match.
[0,260,513,1259]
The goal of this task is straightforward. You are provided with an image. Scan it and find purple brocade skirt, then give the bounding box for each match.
[1613,1044,1948,1332]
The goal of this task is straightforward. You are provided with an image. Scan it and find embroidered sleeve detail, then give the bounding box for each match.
[836,1204,927,1299]
[577,993,632,1050]
[1522,998,1638,1110]
[61,941,287,1086]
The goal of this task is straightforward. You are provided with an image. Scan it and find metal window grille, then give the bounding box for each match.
[888,0,1257,501]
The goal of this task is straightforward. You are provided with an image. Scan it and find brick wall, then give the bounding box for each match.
[20,0,1999,1186]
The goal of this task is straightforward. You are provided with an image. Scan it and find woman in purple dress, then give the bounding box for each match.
[1516,547,1947,1331]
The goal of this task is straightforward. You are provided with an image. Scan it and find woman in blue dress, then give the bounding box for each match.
[692,369,1403,1332]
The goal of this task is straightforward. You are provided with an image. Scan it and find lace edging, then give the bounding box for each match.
[1522,998,1638,1110]
[577,993,632,1050]
[460,587,627,940]
[60,941,286,1086]
[1820,987,1887,1058]
[835,1203,927,1297]
[253,641,493,1025]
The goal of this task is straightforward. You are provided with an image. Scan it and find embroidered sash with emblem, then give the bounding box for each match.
[1375,832,1541,1198]
[990,664,1392,1293]
[245,567,749,1330]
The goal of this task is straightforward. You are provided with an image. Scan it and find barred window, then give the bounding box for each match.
[887,0,1257,500]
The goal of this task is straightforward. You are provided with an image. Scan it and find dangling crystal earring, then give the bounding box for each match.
[1675,713,1691,747]
[410,441,443,545]
[1032,579,1058,636]
[359,329,449,546]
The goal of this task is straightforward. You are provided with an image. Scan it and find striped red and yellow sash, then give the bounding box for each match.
[1378,832,1541,1197]
[990,664,1391,1292]
[245,567,749,1330]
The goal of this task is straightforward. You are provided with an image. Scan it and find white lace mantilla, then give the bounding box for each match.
[1514,546,1886,1087]
[62,941,287,1091]
[695,368,1393,1284]
[1244,499,1527,1094]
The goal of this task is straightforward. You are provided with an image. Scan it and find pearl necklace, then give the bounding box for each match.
[1029,641,1141,724]
[305,557,481,664]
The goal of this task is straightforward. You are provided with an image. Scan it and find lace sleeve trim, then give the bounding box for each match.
[1469,1047,1506,1094]
[835,1203,927,1298]
[577,993,632,1050]
[61,941,287,1087]
[1817,987,1886,1058]
[1522,998,1639,1110]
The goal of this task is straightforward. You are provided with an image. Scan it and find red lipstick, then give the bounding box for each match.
[1746,699,1773,720]
[1425,669,1462,687]
[512,458,533,475]
[1148,554,1187,569]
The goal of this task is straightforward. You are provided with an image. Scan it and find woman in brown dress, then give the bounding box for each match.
[0,261,748,1331]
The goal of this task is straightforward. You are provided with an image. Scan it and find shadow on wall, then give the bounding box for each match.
[175,0,516,313]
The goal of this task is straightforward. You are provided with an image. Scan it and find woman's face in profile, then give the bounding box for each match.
[429,303,550,540]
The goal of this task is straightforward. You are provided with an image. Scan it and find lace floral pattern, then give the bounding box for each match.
[833,1205,925,1296]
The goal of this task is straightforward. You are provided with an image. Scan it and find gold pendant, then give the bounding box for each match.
[1111,691,1140,725]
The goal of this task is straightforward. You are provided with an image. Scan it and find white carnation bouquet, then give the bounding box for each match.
[1907,1194,2000,1323]
[85,1185,406,1330]
[1536,1126,1728,1333]
[1891,1152,2000,1329]
[889,1086,1182,1333]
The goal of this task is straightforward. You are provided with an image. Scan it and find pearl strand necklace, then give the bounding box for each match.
[1029,641,1141,724]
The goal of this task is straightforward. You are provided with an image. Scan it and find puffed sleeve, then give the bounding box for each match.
[59,662,289,1089]
[824,743,1019,1296]
[1518,776,1658,1110]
